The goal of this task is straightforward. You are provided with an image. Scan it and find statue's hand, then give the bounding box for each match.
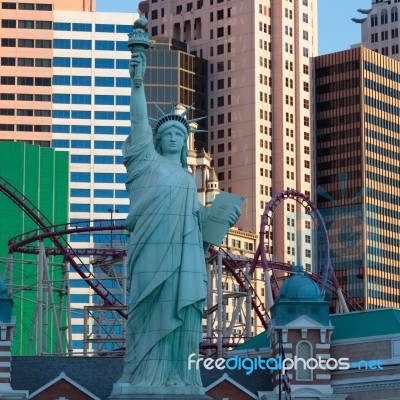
[228,205,241,227]
[129,51,147,87]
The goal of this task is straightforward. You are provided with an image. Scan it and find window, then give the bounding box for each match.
[36,20,52,30]
[116,77,130,87]
[1,38,16,47]
[116,59,129,70]
[2,2,17,9]
[217,10,224,20]
[54,22,71,31]
[2,19,16,28]
[0,124,14,131]
[17,77,33,86]
[35,94,51,101]
[36,4,52,10]
[94,126,114,134]
[72,111,91,119]
[73,23,91,32]
[17,94,33,101]
[0,93,14,100]
[0,109,14,116]
[95,77,114,87]
[52,110,70,118]
[35,58,51,67]
[96,24,114,32]
[95,95,114,105]
[303,82,309,92]
[72,94,91,104]
[34,110,50,117]
[71,140,90,148]
[303,13,308,23]
[117,24,132,33]
[53,75,70,85]
[72,76,91,86]
[72,58,91,68]
[72,39,91,50]
[94,173,114,183]
[381,10,388,24]
[95,111,114,120]
[1,76,15,85]
[18,19,34,29]
[95,40,114,51]
[35,39,51,48]
[53,39,71,49]
[1,57,15,66]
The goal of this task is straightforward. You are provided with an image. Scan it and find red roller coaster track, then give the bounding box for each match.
[1,178,362,336]
[0,177,127,318]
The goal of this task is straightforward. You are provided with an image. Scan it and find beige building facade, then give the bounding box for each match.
[140,0,317,270]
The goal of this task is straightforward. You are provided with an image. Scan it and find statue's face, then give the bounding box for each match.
[160,122,186,156]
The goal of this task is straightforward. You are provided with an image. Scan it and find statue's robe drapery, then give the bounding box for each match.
[121,127,206,386]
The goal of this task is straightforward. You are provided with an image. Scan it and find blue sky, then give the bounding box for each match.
[96,0,371,55]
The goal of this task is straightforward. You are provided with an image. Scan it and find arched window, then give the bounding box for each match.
[381,9,388,24]
[296,341,313,381]
[391,6,398,22]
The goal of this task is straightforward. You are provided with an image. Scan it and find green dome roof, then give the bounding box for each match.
[279,267,323,302]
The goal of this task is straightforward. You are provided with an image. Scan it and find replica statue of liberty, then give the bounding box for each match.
[110,17,240,399]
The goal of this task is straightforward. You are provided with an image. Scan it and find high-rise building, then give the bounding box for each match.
[140,0,317,269]
[0,141,69,355]
[315,46,400,309]
[0,0,94,146]
[356,0,400,59]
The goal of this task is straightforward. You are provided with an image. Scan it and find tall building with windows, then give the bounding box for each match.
[0,0,94,146]
[315,46,400,309]
[355,0,400,59]
[140,0,317,269]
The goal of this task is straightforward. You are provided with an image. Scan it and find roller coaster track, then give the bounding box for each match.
[250,189,363,312]
[0,176,127,318]
[1,176,362,340]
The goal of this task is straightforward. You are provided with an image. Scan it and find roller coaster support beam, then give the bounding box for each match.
[245,264,252,339]
[3,254,13,295]
[216,250,223,358]
[63,261,73,355]
[336,288,349,312]
[37,241,44,355]
[40,241,63,354]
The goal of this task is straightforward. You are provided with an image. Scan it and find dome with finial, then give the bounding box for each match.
[279,265,323,302]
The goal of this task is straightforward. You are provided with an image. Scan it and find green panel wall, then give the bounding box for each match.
[0,142,69,355]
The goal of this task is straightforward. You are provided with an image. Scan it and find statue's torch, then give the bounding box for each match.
[127,16,151,87]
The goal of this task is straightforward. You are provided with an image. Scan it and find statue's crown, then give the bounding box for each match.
[150,103,207,136]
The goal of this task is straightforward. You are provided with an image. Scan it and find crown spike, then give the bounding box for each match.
[154,104,167,117]
[180,103,195,117]
[187,116,207,124]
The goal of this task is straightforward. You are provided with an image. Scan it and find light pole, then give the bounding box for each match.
[108,208,119,248]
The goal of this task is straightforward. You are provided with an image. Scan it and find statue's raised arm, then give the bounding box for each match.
[127,16,151,141]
